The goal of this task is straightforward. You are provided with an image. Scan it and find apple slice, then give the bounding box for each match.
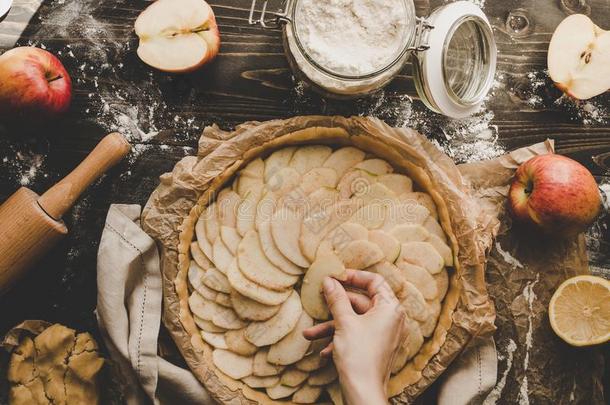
[237,176,264,199]
[211,305,246,330]
[397,262,438,300]
[230,290,280,321]
[348,202,387,230]
[227,260,292,306]
[220,225,241,255]
[241,158,265,178]
[245,291,303,347]
[426,233,453,266]
[327,382,344,405]
[423,216,447,242]
[201,331,228,349]
[323,146,366,178]
[281,368,309,387]
[368,230,401,262]
[194,316,226,333]
[289,145,332,174]
[195,215,214,261]
[135,0,220,73]
[336,169,377,199]
[352,182,396,207]
[271,207,311,268]
[237,230,299,290]
[215,292,232,307]
[308,364,338,386]
[294,167,338,195]
[242,375,280,388]
[390,224,430,243]
[300,199,362,262]
[367,261,407,298]
[264,147,297,183]
[327,222,369,252]
[267,312,313,365]
[337,239,385,269]
[378,174,413,194]
[258,219,304,276]
[188,291,212,320]
[201,267,231,293]
[191,242,212,269]
[295,351,328,372]
[435,269,449,301]
[354,159,393,175]
[399,241,444,274]
[419,299,441,337]
[293,384,322,403]
[390,318,423,373]
[399,282,429,322]
[203,202,220,243]
[188,261,208,295]
[301,249,346,320]
[265,167,301,197]
[253,349,285,377]
[236,188,263,236]
[212,237,233,274]
[381,202,430,230]
[267,383,301,400]
[399,192,438,219]
[225,329,258,356]
[548,14,610,99]
[216,189,241,228]
[212,349,253,379]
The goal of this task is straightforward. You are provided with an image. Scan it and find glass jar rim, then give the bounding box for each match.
[442,14,495,107]
[288,0,417,80]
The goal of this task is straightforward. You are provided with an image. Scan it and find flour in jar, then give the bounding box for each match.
[294,0,409,76]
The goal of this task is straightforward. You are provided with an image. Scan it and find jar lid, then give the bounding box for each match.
[413,1,497,118]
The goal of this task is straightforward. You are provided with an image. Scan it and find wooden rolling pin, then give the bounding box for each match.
[0,132,130,295]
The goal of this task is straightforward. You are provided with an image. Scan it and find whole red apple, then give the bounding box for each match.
[508,154,601,236]
[0,46,72,119]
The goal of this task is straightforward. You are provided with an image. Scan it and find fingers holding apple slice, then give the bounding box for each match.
[135,0,220,73]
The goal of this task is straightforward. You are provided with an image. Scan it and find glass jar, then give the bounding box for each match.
[249,0,497,118]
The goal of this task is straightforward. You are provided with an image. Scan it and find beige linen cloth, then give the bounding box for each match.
[96,204,497,405]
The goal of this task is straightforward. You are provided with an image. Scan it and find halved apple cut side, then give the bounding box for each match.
[135,0,220,73]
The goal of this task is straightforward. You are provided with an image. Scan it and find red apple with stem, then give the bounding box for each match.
[0,46,72,119]
[508,154,602,236]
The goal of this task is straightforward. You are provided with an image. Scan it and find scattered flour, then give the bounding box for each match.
[495,241,524,269]
[0,145,47,187]
[483,338,517,405]
[291,81,506,164]
[517,273,540,405]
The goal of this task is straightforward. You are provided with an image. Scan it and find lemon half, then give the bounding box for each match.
[549,275,610,347]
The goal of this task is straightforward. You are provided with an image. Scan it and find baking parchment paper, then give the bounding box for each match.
[141,116,603,403]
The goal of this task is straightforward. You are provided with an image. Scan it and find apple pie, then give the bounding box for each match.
[175,142,459,403]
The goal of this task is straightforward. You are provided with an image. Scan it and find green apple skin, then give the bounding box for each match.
[508,154,601,236]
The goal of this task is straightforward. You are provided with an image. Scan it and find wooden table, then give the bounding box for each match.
[0,0,608,403]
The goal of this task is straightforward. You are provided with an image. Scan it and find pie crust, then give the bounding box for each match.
[175,126,463,403]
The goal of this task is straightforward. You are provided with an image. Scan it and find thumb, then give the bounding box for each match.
[323,277,353,319]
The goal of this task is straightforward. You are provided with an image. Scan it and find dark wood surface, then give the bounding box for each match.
[0,0,608,403]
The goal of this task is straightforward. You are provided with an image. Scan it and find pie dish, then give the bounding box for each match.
[174,126,463,403]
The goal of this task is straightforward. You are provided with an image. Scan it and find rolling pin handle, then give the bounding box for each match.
[38,133,131,220]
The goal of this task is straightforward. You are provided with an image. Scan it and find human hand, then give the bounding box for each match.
[303,269,407,405]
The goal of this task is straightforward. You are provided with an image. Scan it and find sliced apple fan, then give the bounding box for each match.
[186,145,454,401]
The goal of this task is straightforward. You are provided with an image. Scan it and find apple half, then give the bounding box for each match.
[135,0,220,73]
[548,14,610,99]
